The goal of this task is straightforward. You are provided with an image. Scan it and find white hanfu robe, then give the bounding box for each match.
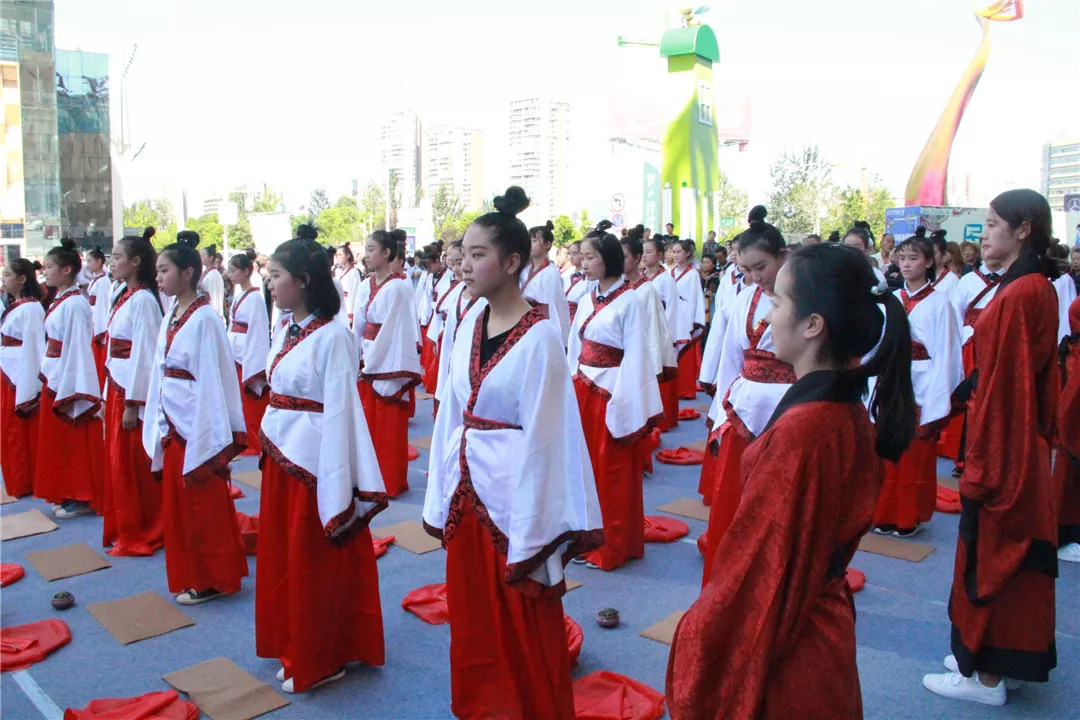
[227,287,270,396]
[698,269,751,393]
[199,268,226,323]
[105,287,163,417]
[260,315,388,540]
[521,262,571,342]
[1054,274,1078,343]
[0,298,46,411]
[953,268,1001,350]
[632,277,677,382]
[332,278,349,328]
[425,272,457,350]
[352,272,423,402]
[931,269,962,327]
[337,265,364,328]
[41,287,101,421]
[645,267,679,351]
[423,304,603,589]
[434,283,487,406]
[670,265,706,349]
[87,273,111,343]
[898,282,964,430]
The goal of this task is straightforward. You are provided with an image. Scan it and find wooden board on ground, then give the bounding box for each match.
[1,508,59,541]
[937,475,959,491]
[25,542,111,581]
[409,436,432,450]
[163,656,289,720]
[694,402,711,412]
[416,391,435,401]
[639,610,687,646]
[656,498,710,522]
[233,470,262,491]
[565,578,582,593]
[89,591,195,645]
[0,485,16,504]
[371,521,442,555]
[857,534,935,562]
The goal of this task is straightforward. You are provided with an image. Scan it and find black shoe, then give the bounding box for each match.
[872,525,897,536]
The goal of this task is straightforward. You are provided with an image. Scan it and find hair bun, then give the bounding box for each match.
[176,230,200,247]
[390,228,407,244]
[142,226,156,241]
[748,205,768,223]
[32,260,43,271]
[931,229,947,239]
[296,224,318,241]
[60,237,77,250]
[914,226,927,238]
[596,219,614,233]
[493,186,530,217]
[544,219,554,231]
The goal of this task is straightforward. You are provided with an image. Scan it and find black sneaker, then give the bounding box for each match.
[175,588,227,605]
[872,525,897,536]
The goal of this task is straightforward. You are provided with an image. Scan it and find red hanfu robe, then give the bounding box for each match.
[424,304,603,720]
[102,286,164,556]
[668,371,882,720]
[257,315,388,692]
[227,287,270,455]
[671,265,706,399]
[522,261,572,343]
[1056,296,1080,548]
[352,272,422,497]
[950,272,1059,682]
[87,273,110,390]
[568,279,663,570]
[33,287,107,508]
[0,298,45,497]
[143,294,248,594]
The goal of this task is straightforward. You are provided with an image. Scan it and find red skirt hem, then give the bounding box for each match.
[358,380,409,497]
[873,437,936,529]
[32,387,106,508]
[1,372,38,497]
[701,423,747,586]
[103,382,164,557]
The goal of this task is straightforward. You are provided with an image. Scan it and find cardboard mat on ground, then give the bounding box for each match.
[639,610,687,646]
[1,508,59,541]
[25,542,111,581]
[1,485,16,504]
[163,656,289,720]
[409,436,432,450]
[233,470,262,491]
[937,475,959,491]
[656,498,710,522]
[857,534,934,562]
[89,591,195,645]
[371,521,443,554]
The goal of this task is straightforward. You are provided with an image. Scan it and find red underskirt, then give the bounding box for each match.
[873,437,936,529]
[658,375,680,432]
[358,380,409,497]
[103,382,164,556]
[701,424,747,587]
[33,386,106,509]
[0,371,38,497]
[676,339,702,399]
[237,366,268,456]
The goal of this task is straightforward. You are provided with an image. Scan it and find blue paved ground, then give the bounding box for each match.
[1,394,1077,719]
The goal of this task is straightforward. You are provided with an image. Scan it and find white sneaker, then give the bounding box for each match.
[1058,543,1080,563]
[922,671,1006,706]
[54,501,93,519]
[282,668,345,694]
[943,656,1023,691]
[276,667,286,682]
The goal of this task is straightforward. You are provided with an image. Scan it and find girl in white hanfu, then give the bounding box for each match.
[144,231,248,606]
[352,228,423,498]
[33,238,108,520]
[642,235,680,430]
[563,240,588,322]
[334,242,363,328]
[424,245,458,395]
[568,228,663,571]
[85,246,111,390]
[434,241,487,419]
[0,259,46,498]
[670,238,706,399]
[521,220,572,343]
[102,235,165,557]
[198,242,226,323]
[699,244,749,397]
[226,250,270,456]
[423,187,603,720]
[257,235,388,695]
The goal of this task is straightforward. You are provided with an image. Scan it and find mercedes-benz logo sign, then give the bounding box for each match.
[1066,197,1080,212]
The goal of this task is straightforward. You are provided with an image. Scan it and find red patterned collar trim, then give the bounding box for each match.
[436,279,461,313]
[365,271,405,317]
[1,297,39,325]
[231,287,257,315]
[45,286,80,321]
[466,304,547,413]
[900,283,934,314]
[165,294,210,355]
[628,275,648,289]
[108,284,146,326]
[644,267,666,282]
[577,280,630,342]
[522,261,551,292]
[671,265,694,284]
[745,286,770,348]
[269,315,332,382]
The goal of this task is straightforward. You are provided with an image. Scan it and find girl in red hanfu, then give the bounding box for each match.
[226,250,270,456]
[102,235,165,557]
[670,238,706,399]
[435,241,486,417]
[873,235,962,538]
[85,246,110,391]
[424,243,461,398]
[563,240,587,323]
[34,238,108,519]
[521,220,571,343]
[643,235,680,430]
[568,228,663,571]
[198,243,226,324]
[924,190,1062,705]
[700,208,795,582]
[1057,294,1080,564]
[257,234,388,694]
[0,259,46,498]
[668,243,916,720]
[423,187,603,720]
[334,242,363,328]
[144,231,248,606]
[352,228,423,498]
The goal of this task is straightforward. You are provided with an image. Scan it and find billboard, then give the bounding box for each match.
[1,61,24,228]
[885,206,986,243]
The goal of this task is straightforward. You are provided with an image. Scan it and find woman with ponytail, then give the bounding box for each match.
[521,219,572,343]
[85,246,110,390]
[427,241,465,409]
[923,189,1061,705]
[423,187,602,719]
[334,242,362,328]
[670,237,706,399]
[0,259,46,497]
[642,233,681,430]
[668,244,915,720]
[102,235,165,556]
[226,249,270,455]
[198,242,226,324]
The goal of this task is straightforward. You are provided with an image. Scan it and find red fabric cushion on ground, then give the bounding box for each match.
[565,616,583,667]
[677,408,701,421]
[236,512,259,555]
[573,670,666,720]
[643,516,689,543]
[696,534,707,556]
[407,445,420,461]
[656,448,705,466]
[63,690,199,720]
[936,485,961,513]
[0,564,25,587]
[229,483,244,500]
[1,619,71,672]
[402,582,450,625]
[845,567,866,593]
[373,535,395,558]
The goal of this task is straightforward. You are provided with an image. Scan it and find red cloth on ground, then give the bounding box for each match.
[91,339,107,393]
[701,423,747,587]
[402,582,450,625]
[236,512,259,555]
[696,436,718,505]
[937,414,963,460]
[575,377,645,571]
[407,445,419,462]
[229,483,244,499]
[63,690,198,720]
[256,457,384,692]
[565,616,583,667]
[655,448,704,466]
[0,371,38,497]
[358,380,410,497]
[372,534,394,558]
[573,671,666,720]
[643,515,689,542]
[160,441,247,594]
[33,387,107,509]
[658,376,680,432]
[676,340,701,400]
[696,534,706,556]
[102,382,164,557]
[1,619,71,671]
[677,408,700,421]
[936,485,961,514]
[845,567,866,593]
[237,366,268,456]
[873,437,936,529]
[0,564,25,587]
[446,503,574,720]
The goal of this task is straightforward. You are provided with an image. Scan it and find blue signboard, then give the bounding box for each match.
[885,206,921,236]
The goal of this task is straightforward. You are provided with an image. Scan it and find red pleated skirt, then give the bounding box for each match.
[873,437,937,530]
[1055,450,1080,546]
[701,422,748,586]
[423,340,439,395]
[33,386,107,509]
[696,434,719,505]
[420,331,436,391]
[658,374,680,432]
[92,335,107,392]
[446,502,574,720]
[574,377,644,571]
[358,380,409,497]
[160,441,247,594]
[0,372,38,497]
[256,458,385,691]
[237,365,268,456]
[103,382,163,556]
[676,339,702,399]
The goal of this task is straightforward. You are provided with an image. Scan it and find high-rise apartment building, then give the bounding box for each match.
[508,98,570,221]
[1041,138,1080,211]
[423,124,484,211]
[380,109,421,210]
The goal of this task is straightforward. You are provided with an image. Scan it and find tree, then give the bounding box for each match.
[183,214,224,251]
[357,174,402,231]
[576,209,592,238]
[552,215,577,246]
[715,169,750,243]
[307,187,330,223]
[822,176,896,241]
[766,144,833,234]
[431,185,465,242]
[316,203,364,246]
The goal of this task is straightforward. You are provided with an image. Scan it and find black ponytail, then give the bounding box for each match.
[46,237,81,278]
[471,186,531,277]
[117,234,162,311]
[272,235,341,319]
[161,231,202,291]
[5,258,43,302]
[583,227,624,279]
[529,220,555,247]
[736,205,785,257]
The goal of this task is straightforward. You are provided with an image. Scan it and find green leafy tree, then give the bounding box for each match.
[183,214,224,251]
[576,209,592,238]
[316,195,365,245]
[431,185,465,242]
[766,144,832,234]
[715,169,750,243]
[307,187,331,223]
[822,176,895,241]
[551,215,577,246]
